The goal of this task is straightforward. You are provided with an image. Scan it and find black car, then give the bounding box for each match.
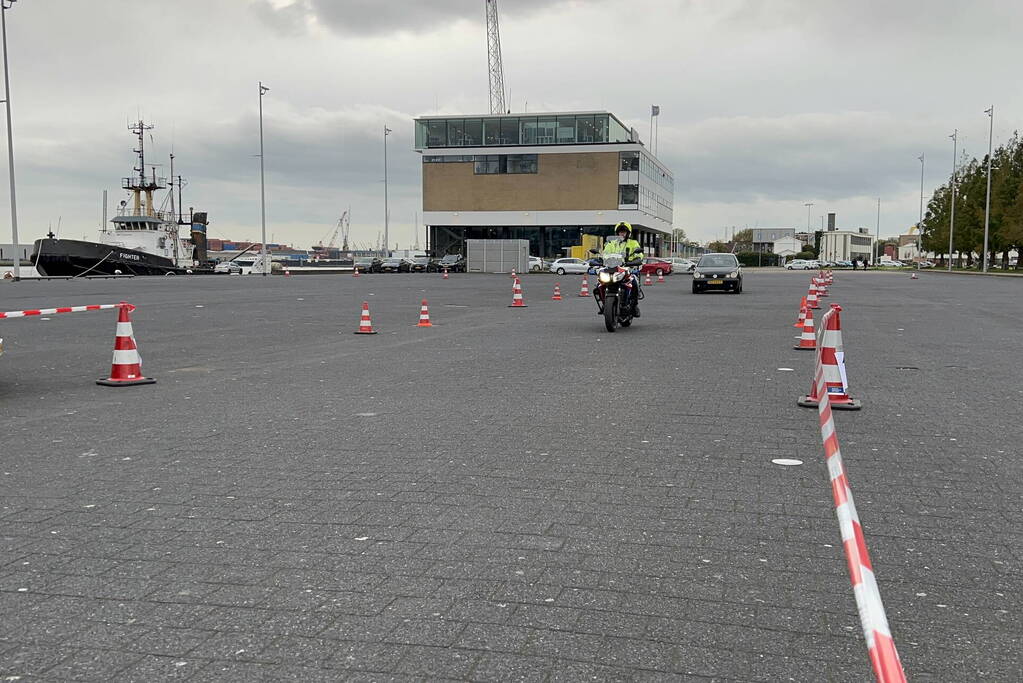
[378,257,409,273]
[692,253,743,293]
[353,256,382,273]
[429,254,466,273]
[409,256,430,273]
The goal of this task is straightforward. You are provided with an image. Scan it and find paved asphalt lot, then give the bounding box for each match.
[0,270,1020,681]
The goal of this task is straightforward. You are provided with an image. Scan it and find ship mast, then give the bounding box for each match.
[124,120,165,217]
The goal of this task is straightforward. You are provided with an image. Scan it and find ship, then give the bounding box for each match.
[31,120,212,277]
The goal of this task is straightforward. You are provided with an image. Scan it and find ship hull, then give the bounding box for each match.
[31,238,195,276]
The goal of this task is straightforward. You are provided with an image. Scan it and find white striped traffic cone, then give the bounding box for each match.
[509,278,527,307]
[579,276,589,297]
[416,299,433,327]
[96,302,156,386]
[798,304,861,410]
[354,301,377,335]
[793,306,816,350]
[552,283,562,300]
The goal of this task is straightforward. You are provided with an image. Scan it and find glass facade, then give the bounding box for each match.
[415,113,633,149]
[429,225,663,260]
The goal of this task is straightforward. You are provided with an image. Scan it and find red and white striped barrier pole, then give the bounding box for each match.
[812,307,906,683]
[0,303,120,319]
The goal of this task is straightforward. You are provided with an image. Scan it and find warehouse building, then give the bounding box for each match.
[414,111,673,258]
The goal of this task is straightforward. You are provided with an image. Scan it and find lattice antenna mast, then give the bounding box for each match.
[485,0,507,114]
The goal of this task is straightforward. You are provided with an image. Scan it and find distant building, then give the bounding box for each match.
[751,227,796,254]
[414,111,673,258]
[772,236,804,259]
[819,229,873,262]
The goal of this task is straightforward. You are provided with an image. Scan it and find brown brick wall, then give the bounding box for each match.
[423,152,620,212]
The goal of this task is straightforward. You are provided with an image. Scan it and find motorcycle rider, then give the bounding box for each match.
[601,221,644,316]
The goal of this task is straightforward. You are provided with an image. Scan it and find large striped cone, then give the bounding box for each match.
[508,278,527,307]
[798,304,862,409]
[643,271,653,286]
[96,302,156,386]
[657,272,665,283]
[793,305,816,350]
[416,299,433,327]
[793,296,808,328]
[806,285,820,309]
[815,276,829,297]
[354,301,377,334]
[578,276,590,297]
[552,283,562,300]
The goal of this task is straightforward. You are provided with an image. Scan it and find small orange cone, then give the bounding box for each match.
[509,278,527,307]
[579,276,590,297]
[552,283,562,300]
[910,272,918,280]
[510,269,517,279]
[793,306,816,350]
[657,272,665,283]
[354,301,377,335]
[442,269,449,279]
[353,267,361,278]
[793,296,807,328]
[644,272,653,286]
[284,269,291,277]
[97,302,156,386]
[416,299,433,327]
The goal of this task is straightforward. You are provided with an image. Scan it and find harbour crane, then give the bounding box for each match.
[313,209,351,258]
[485,0,507,114]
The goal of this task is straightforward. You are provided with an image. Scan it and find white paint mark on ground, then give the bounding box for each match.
[355,413,377,417]
[772,458,804,466]
[777,367,794,371]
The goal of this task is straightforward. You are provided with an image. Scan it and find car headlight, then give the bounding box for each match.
[598,272,612,283]
[729,271,737,278]
[693,271,702,278]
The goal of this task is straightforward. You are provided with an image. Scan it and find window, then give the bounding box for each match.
[463,119,482,146]
[499,117,518,145]
[483,118,501,146]
[448,119,466,146]
[519,117,539,144]
[426,119,447,146]
[474,155,500,174]
[423,155,444,163]
[576,115,596,143]
[620,151,639,171]
[506,154,538,174]
[619,185,639,205]
[556,116,577,144]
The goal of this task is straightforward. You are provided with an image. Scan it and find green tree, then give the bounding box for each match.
[706,240,730,253]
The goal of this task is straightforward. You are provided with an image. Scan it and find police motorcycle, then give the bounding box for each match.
[587,248,644,333]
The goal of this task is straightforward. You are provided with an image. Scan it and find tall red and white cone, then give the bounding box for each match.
[509,278,527,307]
[793,305,816,350]
[416,299,433,327]
[579,276,590,297]
[806,284,820,309]
[910,271,918,280]
[552,283,562,300]
[644,271,653,286]
[96,302,156,386]
[815,276,829,297]
[798,304,862,410]
[657,272,665,283]
[354,301,377,335]
[793,296,808,328]
[353,267,361,278]
[442,268,449,279]
[510,269,516,279]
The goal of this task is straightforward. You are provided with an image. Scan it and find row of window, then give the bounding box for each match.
[421,154,538,174]
[415,114,632,148]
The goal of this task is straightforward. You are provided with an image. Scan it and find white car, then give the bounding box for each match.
[528,256,545,272]
[549,257,590,275]
[785,259,813,270]
[878,260,905,267]
[668,257,696,273]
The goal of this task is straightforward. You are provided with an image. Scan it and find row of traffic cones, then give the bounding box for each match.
[353,268,452,278]
[355,299,433,334]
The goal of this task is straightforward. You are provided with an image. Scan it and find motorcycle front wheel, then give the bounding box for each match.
[604,294,619,333]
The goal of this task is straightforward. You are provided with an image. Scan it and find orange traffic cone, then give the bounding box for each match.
[657,272,665,283]
[552,283,562,300]
[510,269,517,279]
[509,278,527,307]
[798,304,861,410]
[815,277,829,297]
[644,272,653,286]
[806,285,820,310]
[416,299,433,327]
[793,306,816,350]
[354,301,377,335]
[96,302,156,386]
[353,267,360,278]
[579,276,590,297]
[910,272,918,280]
[442,269,449,279]
[793,296,807,328]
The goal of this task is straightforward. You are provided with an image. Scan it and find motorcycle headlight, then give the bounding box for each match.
[598,272,612,283]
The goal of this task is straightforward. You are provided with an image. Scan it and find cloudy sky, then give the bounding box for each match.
[1,0,1019,249]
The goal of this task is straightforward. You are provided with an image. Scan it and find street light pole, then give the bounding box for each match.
[1,1,21,281]
[917,154,925,270]
[258,82,269,276]
[982,106,994,273]
[948,129,957,272]
[383,126,391,257]
[875,197,881,265]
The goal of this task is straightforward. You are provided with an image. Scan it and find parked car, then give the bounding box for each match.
[213,261,242,274]
[428,254,465,272]
[835,260,854,268]
[878,259,905,267]
[668,257,696,273]
[528,256,546,272]
[379,257,409,273]
[640,258,673,276]
[917,260,935,268]
[408,256,430,273]
[785,259,812,270]
[549,257,590,275]
[692,253,743,293]
[353,256,382,273]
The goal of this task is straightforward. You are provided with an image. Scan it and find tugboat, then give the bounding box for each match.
[31,120,211,276]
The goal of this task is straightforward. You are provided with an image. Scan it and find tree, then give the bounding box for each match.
[706,240,730,253]
[732,228,754,245]
[671,228,688,243]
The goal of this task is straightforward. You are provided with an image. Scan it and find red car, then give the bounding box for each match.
[640,258,673,276]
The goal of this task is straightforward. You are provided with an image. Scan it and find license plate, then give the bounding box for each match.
[709,279,723,284]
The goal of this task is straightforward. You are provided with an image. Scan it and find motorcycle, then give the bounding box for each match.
[588,250,643,332]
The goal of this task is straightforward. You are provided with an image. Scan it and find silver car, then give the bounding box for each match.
[549,258,590,275]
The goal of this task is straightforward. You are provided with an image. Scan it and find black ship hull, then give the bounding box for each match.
[31,238,199,277]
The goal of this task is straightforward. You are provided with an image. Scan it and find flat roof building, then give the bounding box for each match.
[414,111,673,258]
[819,229,873,262]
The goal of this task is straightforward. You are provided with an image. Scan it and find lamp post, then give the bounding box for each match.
[2,0,21,281]
[982,106,994,273]
[383,126,391,257]
[258,82,269,276]
[948,129,957,271]
[875,197,881,265]
[917,154,924,269]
